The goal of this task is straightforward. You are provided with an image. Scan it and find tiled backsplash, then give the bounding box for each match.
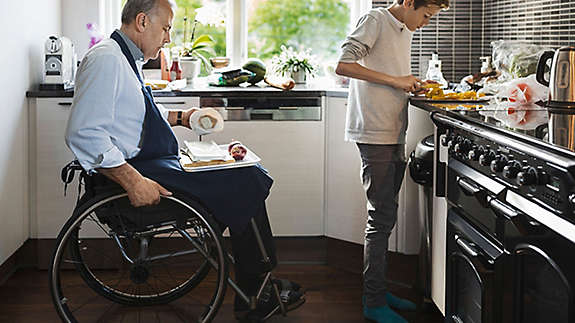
[370,0,575,82]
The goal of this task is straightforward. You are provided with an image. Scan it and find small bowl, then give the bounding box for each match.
[210,57,230,68]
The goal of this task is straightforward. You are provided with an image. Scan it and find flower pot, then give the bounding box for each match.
[180,57,201,81]
[291,70,307,84]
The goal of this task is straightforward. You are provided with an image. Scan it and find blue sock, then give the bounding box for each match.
[364,304,408,323]
[385,292,417,311]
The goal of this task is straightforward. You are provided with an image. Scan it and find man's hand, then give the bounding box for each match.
[182,108,198,129]
[98,163,172,207]
[128,176,172,207]
[167,108,198,128]
[393,75,423,93]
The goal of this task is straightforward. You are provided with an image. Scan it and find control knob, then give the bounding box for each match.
[479,149,496,166]
[468,145,485,161]
[454,139,472,155]
[503,160,522,179]
[490,154,509,173]
[517,167,547,186]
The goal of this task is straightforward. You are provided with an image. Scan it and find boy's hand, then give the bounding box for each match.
[394,75,423,93]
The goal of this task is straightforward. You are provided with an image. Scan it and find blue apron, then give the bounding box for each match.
[110,31,273,233]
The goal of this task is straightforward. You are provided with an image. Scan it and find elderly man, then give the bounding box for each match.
[65,0,304,321]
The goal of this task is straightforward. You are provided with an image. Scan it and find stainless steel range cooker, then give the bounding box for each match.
[432,112,575,323]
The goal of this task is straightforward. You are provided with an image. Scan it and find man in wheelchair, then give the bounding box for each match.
[62,0,305,321]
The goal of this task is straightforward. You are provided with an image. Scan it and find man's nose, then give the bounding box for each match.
[165,33,171,44]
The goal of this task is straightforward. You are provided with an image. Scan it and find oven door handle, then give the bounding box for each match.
[455,235,479,257]
[488,197,519,220]
[457,177,482,196]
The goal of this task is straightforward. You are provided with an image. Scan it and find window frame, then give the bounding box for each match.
[109,0,370,66]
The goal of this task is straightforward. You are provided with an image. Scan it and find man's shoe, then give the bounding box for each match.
[364,304,408,323]
[235,279,305,322]
[385,292,417,311]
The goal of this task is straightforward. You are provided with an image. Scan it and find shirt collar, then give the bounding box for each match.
[386,7,411,33]
[115,29,145,63]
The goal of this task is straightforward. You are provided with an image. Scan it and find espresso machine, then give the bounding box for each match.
[40,36,76,91]
[536,46,575,150]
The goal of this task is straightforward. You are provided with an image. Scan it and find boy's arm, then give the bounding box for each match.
[336,62,422,93]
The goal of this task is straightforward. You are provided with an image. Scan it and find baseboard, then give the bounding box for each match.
[0,240,36,285]
[326,237,364,274]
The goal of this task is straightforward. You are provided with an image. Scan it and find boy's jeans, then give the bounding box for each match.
[357,143,407,308]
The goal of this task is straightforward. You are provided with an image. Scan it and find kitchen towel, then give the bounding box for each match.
[189,108,224,136]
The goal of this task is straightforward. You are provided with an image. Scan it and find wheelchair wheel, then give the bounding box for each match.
[49,190,228,323]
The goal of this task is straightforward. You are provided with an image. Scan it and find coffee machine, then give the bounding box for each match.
[536,46,575,150]
[40,36,76,91]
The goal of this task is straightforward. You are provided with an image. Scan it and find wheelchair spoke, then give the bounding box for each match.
[86,213,113,235]
[176,227,219,271]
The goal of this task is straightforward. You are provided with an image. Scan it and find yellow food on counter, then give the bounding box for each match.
[144,79,169,90]
[425,88,482,100]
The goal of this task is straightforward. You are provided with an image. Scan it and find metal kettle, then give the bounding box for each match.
[536,46,575,107]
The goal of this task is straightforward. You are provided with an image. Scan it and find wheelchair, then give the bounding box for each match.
[49,161,288,323]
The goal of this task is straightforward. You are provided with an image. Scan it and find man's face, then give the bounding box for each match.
[141,0,174,60]
[404,2,442,32]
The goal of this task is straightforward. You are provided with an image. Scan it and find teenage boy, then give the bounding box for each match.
[335,0,449,322]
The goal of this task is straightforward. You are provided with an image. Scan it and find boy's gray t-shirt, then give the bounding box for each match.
[339,7,413,145]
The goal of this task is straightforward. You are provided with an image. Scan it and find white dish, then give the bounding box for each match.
[180,144,261,172]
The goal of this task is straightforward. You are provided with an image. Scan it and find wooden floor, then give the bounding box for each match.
[0,262,443,323]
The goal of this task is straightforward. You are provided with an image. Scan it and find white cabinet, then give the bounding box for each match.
[204,116,326,236]
[29,98,78,239]
[30,96,200,238]
[324,97,367,244]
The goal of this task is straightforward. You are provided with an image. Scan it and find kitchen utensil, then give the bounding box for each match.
[41,36,76,91]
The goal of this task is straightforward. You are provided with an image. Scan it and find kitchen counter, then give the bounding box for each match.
[26,77,349,98]
[409,98,575,157]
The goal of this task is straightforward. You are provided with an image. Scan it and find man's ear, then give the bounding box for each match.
[403,0,415,9]
[135,12,147,32]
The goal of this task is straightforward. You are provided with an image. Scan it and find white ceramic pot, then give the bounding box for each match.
[180,57,201,81]
[291,69,307,84]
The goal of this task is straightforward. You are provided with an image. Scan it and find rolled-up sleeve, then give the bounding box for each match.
[65,53,126,173]
[339,13,382,63]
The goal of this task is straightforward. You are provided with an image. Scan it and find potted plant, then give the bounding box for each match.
[178,15,216,81]
[271,45,319,84]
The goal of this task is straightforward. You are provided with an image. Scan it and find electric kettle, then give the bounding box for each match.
[536,47,575,151]
[536,46,575,107]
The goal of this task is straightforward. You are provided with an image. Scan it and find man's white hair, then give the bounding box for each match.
[121,0,177,25]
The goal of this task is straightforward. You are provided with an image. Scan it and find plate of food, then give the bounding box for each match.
[411,83,491,103]
[179,140,261,172]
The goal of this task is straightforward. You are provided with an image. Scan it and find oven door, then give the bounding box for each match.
[446,209,504,323]
[447,158,507,242]
[501,192,575,323]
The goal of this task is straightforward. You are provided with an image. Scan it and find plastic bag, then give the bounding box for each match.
[480,75,549,130]
[491,40,552,81]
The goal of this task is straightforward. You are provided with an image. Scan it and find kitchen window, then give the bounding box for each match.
[116,0,370,68]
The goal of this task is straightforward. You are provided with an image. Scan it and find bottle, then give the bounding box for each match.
[160,49,170,81]
[170,55,182,81]
[425,51,448,88]
[479,56,493,73]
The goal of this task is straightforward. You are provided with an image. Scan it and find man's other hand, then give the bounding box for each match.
[129,177,173,207]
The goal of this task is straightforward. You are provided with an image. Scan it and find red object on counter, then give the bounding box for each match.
[170,56,182,81]
[160,49,170,81]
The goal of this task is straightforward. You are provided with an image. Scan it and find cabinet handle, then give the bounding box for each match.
[58,102,72,106]
[457,177,481,195]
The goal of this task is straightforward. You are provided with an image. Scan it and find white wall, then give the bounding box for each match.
[61,0,100,59]
[0,0,61,265]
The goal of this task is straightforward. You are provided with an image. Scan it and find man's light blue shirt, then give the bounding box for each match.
[65,30,169,173]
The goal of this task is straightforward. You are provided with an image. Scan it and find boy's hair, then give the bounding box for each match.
[396,0,450,10]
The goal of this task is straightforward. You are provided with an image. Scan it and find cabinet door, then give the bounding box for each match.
[154,97,200,145]
[204,118,325,236]
[325,97,366,244]
[32,98,78,238]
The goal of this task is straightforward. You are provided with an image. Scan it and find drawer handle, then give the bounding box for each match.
[58,102,72,106]
[155,101,187,105]
[225,107,245,110]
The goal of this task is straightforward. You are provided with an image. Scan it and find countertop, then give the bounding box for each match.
[409,97,575,157]
[26,77,349,98]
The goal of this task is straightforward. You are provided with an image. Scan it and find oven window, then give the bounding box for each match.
[452,255,482,323]
[517,248,570,323]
